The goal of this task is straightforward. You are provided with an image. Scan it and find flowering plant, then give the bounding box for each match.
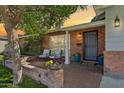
[45,60,62,70]
[45,60,54,66]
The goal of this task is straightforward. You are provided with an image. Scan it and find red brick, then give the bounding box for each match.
[104,51,124,75]
[70,26,105,60]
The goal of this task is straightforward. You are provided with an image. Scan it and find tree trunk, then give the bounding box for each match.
[0,6,24,85]
[7,29,23,85]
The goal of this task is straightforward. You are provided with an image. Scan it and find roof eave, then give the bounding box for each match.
[56,20,105,32]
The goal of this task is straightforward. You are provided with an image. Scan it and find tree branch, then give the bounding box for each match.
[12,6,25,28]
[0,6,14,33]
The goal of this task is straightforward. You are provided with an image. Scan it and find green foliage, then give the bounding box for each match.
[18,5,80,32]
[20,40,42,56]
[0,55,4,62]
[0,55,13,87]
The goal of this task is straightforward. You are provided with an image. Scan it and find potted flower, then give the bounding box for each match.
[45,60,62,70]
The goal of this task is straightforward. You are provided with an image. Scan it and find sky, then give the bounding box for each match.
[0,24,25,36]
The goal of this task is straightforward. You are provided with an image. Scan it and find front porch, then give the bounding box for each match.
[63,62,103,88]
[4,57,103,88]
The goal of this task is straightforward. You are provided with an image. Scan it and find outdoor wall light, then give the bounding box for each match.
[76,32,82,46]
[77,32,82,38]
[78,32,82,36]
[114,16,120,27]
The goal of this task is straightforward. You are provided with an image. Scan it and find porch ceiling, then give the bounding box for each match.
[56,20,105,32]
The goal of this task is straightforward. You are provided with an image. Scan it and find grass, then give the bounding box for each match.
[18,75,47,88]
[0,55,47,88]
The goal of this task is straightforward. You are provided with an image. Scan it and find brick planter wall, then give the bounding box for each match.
[104,51,124,76]
[24,65,64,88]
[4,60,64,88]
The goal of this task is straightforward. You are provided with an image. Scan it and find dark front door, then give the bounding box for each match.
[84,31,98,60]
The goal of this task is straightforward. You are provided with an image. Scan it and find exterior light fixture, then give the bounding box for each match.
[76,32,82,46]
[114,16,120,27]
[77,32,82,38]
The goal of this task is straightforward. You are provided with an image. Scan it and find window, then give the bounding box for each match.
[49,35,65,55]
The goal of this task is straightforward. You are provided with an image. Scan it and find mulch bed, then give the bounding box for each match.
[25,56,65,63]
[21,56,65,69]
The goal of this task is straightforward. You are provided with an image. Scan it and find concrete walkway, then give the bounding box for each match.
[100,74,124,88]
[63,62,103,88]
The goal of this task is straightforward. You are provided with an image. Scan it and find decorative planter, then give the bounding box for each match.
[4,60,64,88]
[73,53,81,63]
[97,56,104,65]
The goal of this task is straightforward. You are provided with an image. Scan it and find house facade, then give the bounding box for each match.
[104,6,124,76]
[42,23,105,61]
[42,6,124,79]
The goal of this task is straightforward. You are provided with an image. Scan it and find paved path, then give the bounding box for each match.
[63,62,103,88]
[100,74,124,88]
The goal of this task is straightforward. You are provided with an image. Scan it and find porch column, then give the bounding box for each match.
[64,31,70,64]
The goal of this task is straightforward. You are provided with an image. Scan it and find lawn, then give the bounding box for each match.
[0,55,47,88]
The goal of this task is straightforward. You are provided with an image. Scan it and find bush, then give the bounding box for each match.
[20,41,43,56]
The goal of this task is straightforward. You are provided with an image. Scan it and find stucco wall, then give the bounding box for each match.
[105,6,124,51]
[0,40,8,53]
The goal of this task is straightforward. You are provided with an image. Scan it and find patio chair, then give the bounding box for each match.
[49,49,62,59]
[39,49,50,58]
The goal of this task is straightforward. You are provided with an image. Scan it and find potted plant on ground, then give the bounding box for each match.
[97,54,104,65]
[73,52,81,63]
